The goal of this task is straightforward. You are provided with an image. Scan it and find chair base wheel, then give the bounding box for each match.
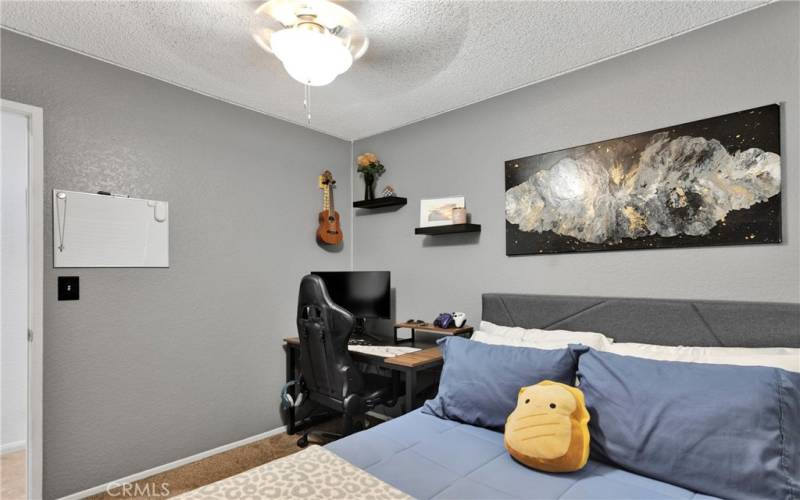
[296,435,309,448]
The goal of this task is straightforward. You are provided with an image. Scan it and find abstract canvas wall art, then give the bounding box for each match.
[505,104,781,255]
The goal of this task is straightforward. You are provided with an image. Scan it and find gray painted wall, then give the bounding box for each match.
[1,30,351,499]
[353,2,800,332]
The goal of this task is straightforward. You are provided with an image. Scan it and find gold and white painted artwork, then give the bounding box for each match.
[505,104,781,255]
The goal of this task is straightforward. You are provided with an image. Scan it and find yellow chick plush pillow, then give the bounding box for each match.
[504,380,590,473]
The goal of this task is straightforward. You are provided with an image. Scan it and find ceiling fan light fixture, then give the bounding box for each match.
[252,0,367,87]
[270,27,352,86]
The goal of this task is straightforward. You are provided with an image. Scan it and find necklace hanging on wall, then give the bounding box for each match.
[55,191,67,252]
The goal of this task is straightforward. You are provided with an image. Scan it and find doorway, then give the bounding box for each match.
[1,99,43,500]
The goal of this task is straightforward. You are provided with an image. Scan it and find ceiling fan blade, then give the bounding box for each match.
[340,1,471,85]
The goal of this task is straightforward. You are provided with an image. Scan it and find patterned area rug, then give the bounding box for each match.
[177,446,409,499]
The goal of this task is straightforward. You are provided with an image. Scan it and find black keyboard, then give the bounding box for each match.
[348,336,379,346]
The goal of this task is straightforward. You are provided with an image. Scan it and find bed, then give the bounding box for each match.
[326,294,800,499]
[179,294,798,499]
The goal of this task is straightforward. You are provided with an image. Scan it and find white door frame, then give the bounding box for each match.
[2,98,44,500]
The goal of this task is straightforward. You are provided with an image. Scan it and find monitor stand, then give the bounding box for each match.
[353,317,383,343]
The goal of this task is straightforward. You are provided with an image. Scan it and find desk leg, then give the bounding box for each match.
[392,372,400,405]
[404,369,417,414]
[284,345,296,435]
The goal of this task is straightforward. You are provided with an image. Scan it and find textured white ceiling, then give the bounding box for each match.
[1,1,769,140]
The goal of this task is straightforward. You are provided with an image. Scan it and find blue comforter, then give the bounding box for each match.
[327,410,719,499]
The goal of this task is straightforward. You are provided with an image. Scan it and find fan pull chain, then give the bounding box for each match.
[303,83,312,126]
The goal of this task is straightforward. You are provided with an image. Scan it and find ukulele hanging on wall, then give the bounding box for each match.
[317,170,343,245]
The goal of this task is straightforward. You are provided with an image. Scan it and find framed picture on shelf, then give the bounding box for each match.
[419,196,465,227]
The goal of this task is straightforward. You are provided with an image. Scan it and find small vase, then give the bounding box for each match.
[363,174,376,200]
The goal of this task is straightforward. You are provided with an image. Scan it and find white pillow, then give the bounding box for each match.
[474,321,799,372]
[471,330,585,350]
[607,342,800,373]
[476,321,614,350]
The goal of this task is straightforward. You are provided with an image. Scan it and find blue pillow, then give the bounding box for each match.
[577,349,800,500]
[422,337,578,429]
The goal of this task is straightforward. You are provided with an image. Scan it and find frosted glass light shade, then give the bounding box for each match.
[270,28,353,86]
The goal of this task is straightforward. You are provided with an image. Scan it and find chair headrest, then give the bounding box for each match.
[299,274,331,307]
[298,274,355,322]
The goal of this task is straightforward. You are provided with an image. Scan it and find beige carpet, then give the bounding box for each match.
[0,450,26,500]
[89,420,344,499]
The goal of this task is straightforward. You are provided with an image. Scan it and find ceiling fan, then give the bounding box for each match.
[251,0,368,124]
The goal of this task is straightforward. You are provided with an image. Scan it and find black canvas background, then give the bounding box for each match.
[505,104,782,255]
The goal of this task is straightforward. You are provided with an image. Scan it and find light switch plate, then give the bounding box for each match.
[58,276,79,301]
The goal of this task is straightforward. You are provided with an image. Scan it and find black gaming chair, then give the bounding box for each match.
[294,274,395,446]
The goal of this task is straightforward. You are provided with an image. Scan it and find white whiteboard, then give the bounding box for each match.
[53,190,169,267]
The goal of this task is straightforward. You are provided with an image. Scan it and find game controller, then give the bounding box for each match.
[434,313,454,329]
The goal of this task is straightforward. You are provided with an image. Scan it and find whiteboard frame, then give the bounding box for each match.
[52,190,169,268]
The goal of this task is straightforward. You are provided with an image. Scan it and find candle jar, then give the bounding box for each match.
[452,207,467,224]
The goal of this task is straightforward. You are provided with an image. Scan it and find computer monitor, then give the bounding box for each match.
[311,271,391,319]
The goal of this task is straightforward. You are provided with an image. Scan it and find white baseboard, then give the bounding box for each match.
[58,425,286,500]
[0,440,26,454]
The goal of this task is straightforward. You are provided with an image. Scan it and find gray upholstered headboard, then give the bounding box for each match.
[482,294,800,348]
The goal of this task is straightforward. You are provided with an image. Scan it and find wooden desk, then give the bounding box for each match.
[283,337,443,434]
[393,322,473,344]
[283,337,441,368]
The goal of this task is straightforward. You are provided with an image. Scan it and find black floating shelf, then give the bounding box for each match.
[415,224,481,235]
[353,197,408,209]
